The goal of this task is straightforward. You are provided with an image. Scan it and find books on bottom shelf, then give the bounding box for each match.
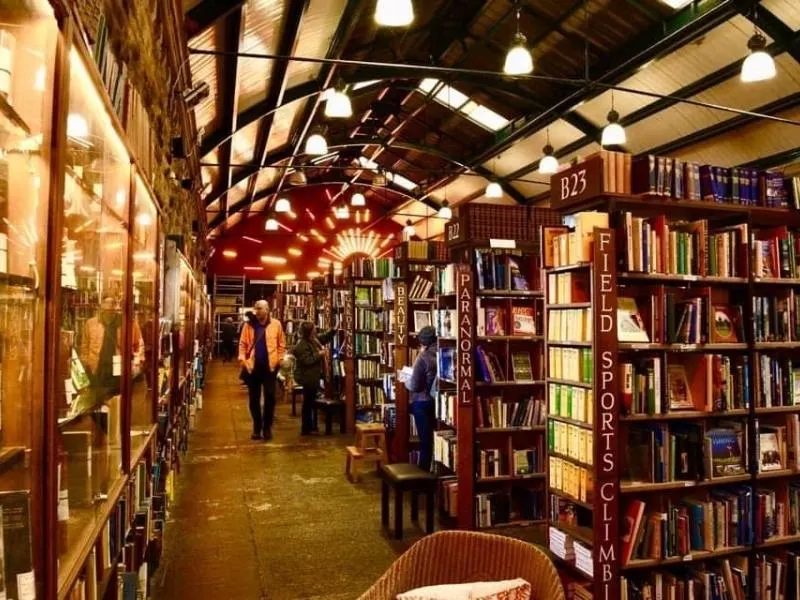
[621,557,749,600]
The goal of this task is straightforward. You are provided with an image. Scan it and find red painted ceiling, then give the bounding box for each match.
[208,185,404,279]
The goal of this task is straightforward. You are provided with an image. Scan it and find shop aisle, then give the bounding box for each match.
[151,362,408,600]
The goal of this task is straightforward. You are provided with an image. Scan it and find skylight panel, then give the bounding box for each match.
[352,79,382,91]
[419,78,439,93]
[388,172,418,191]
[415,79,509,133]
[358,156,379,170]
[469,105,509,132]
[436,85,469,109]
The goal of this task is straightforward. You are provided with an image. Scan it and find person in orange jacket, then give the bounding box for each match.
[239,299,286,440]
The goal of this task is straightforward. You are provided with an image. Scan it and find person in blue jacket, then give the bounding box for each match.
[406,325,438,471]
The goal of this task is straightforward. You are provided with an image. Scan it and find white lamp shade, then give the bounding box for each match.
[741,50,776,82]
[351,192,366,206]
[601,122,627,147]
[67,113,89,139]
[335,206,349,219]
[375,0,413,26]
[324,90,352,118]
[403,224,416,238]
[305,133,328,155]
[265,217,279,231]
[504,45,533,76]
[438,205,453,220]
[485,181,503,198]
[275,198,291,213]
[539,154,559,175]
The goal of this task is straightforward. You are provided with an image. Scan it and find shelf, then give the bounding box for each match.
[620,473,751,493]
[547,303,592,310]
[546,263,591,274]
[477,519,546,531]
[476,290,543,298]
[356,378,384,385]
[476,425,546,433]
[439,378,457,385]
[547,340,592,348]
[477,473,546,483]
[618,342,748,352]
[756,534,800,549]
[754,342,800,350]
[355,330,384,335]
[550,451,592,470]
[551,522,594,547]
[754,277,800,286]
[549,415,592,430]
[547,378,592,389]
[755,405,800,414]
[621,409,748,421]
[355,353,382,359]
[756,468,798,480]
[0,447,25,473]
[355,405,384,412]
[408,298,436,303]
[618,272,747,285]
[475,380,545,387]
[355,305,384,311]
[353,279,383,286]
[548,488,593,511]
[477,335,543,342]
[437,336,457,342]
[623,545,748,571]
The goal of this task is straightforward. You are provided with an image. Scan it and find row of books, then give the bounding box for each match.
[408,274,435,299]
[548,420,593,467]
[398,241,445,261]
[549,383,593,426]
[754,552,800,600]
[438,264,457,295]
[354,334,381,355]
[435,309,456,338]
[477,305,537,336]
[548,272,589,305]
[354,286,383,306]
[283,294,311,307]
[476,347,537,383]
[544,212,609,268]
[626,422,748,484]
[548,346,592,384]
[348,258,395,279]
[355,358,382,379]
[434,430,457,471]
[475,489,544,528]
[355,385,386,408]
[549,456,592,505]
[333,290,348,308]
[547,307,592,342]
[757,356,800,408]
[283,281,312,293]
[476,396,545,429]
[753,294,800,342]
[439,347,454,381]
[755,418,800,473]
[474,250,531,291]
[436,392,456,427]
[753,227,800,279]
[355,308,381,330]
[619,557,748,600]
[92,16,127,118]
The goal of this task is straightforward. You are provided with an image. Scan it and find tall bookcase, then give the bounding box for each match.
[545,155,800,600]
[278,280,313,344]
[434,204,560,531]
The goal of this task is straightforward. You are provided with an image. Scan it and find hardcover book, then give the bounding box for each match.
[485,307,506,336]
[507,256,529,290]
[511,306,535,335]
[759,428,785,472]
[511,352,534,383]
[413,310,432,331]
[705,427,747,478]
[667,365,694,410]
[617,297,650,343]
[710,305,744,343]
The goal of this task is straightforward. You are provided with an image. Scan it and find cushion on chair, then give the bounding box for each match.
[396,579,531,600]
[381,463,436,483]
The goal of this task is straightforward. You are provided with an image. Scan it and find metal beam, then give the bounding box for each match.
[243,0,310,207]
[739,146,800,170]
[184,0,246,40]
[218,8,244,219]
[419,0,751,199]
[743,4,800,65]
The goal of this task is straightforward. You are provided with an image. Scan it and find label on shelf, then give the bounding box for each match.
[489,238,516,249]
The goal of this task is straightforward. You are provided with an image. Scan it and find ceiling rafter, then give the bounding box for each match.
[184,0,246,40]
[218,8,245,219]
[741,4,800,65]
[242,0,310,210]
[417,0,751,201]
[739,146,800,170]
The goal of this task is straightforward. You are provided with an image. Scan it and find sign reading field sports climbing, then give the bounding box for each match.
[395,282,407,347]
[456,264,473,407]
[592,228,619,600]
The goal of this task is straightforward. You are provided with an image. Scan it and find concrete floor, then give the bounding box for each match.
[151,362,415,600]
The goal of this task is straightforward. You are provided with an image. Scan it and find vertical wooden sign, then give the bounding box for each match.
[394,281,409,462]
[455,264,475,529]
[394,282,408,347]
[344,289,355,432]
[592,228,619,600]
[344,290,354,360]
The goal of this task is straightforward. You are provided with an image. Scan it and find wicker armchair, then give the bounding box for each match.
[357,531,566,600]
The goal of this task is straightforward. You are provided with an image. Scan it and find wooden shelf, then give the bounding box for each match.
[754,278,800,286]
[546,303,592,309]
[623,545,748,571]
[621,408,748,421]
[618,342,748,352]
[754,342,800,350]
[477,335,544,342]
[620,473,750,493]
[547,340,592,348]
[548,488,593,510]
[0,94,32,134]
[547,378,592,389]
[476,425,546,433]
[477,519,546,531]
[551,521,594,547]
[546,263,591,274]
[355,330,383,335]
[549,415,592,430]
[550,451,592,470]
[618,272,747,284]
[756,405,800,414]
[354,305,384,311]
[0,447,25,474]
[756,534,800,549]
[475,380,545,387]
[408,298,436,303]
[477,473,546,483]
[476,290,543,298]
[756,468,798,480]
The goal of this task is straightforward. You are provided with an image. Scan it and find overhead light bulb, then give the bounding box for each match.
[403,219,416,239]
[67,113,89,139]
[375,0,414,26]
[741,33,776,82]
[504,32,533,75]
[601,109,626,147]
[485,181,503,198]
[275,197,291,213]
[539,144,559,175]
[438,200,452,221]
[324,81,352,119]
[304,130,328,156]
[335,205,350,219]
[351,192,366,207]
[265,215,279,231]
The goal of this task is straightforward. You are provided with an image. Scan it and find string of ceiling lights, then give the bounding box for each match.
[252,0,780,233]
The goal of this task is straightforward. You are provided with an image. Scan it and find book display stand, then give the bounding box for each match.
[546,155,800,600]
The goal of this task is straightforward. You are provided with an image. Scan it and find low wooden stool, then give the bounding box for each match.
[379,463,437,539]
[290,386,303,417]
[345,423,387,482]
[314,398,345,435]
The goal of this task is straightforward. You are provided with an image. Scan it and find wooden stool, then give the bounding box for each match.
[379,463,437,539]
[291,386,304,417]
[345,423,387,482]
[314,398,345,435]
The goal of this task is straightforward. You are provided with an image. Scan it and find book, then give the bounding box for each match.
[0,491,33,600]
[759,429,785,472]
[438,347,455,381]
[710,305,744,343]
[511,306,536,335]
[413,310,431,331]
[485,307,506,336]
[667,365,694,411]
[617,297,650,343]
[507,256,529,290]
[621,500,646,565]
[511,352,534,382]
[705,427,747,478]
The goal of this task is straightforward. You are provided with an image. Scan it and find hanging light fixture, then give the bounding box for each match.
[275,197,291,213]
[403,219,416,239]
[351,192,366,207]
[335,205,350,220]
[538,129,559,175]
[601,91,626,147]
[265,214,279,231]
[438,200,452,221]
[375,0,414,26]
[741,29,776,83]
[304,126,328,156]
[504,7,533,75]
[324,80,352,119]
[485,181,503,198]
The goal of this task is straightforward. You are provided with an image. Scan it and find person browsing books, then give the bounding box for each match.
[406,325,438,471]
[292,321,334,435]
[239,300,286,440]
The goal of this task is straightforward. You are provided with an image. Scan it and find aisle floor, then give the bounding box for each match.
[151,362,413,600]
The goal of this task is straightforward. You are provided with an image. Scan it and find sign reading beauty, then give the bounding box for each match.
[592,229,619,600]
[456,265,473,407]
[395,282,407,346]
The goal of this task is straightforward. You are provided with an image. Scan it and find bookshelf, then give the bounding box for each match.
[545,153,800,599]
[278,280,313,344]
[435,205,560,531]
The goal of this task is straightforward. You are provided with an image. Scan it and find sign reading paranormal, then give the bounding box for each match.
[456,264,473,407]
[592,228,619,600]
